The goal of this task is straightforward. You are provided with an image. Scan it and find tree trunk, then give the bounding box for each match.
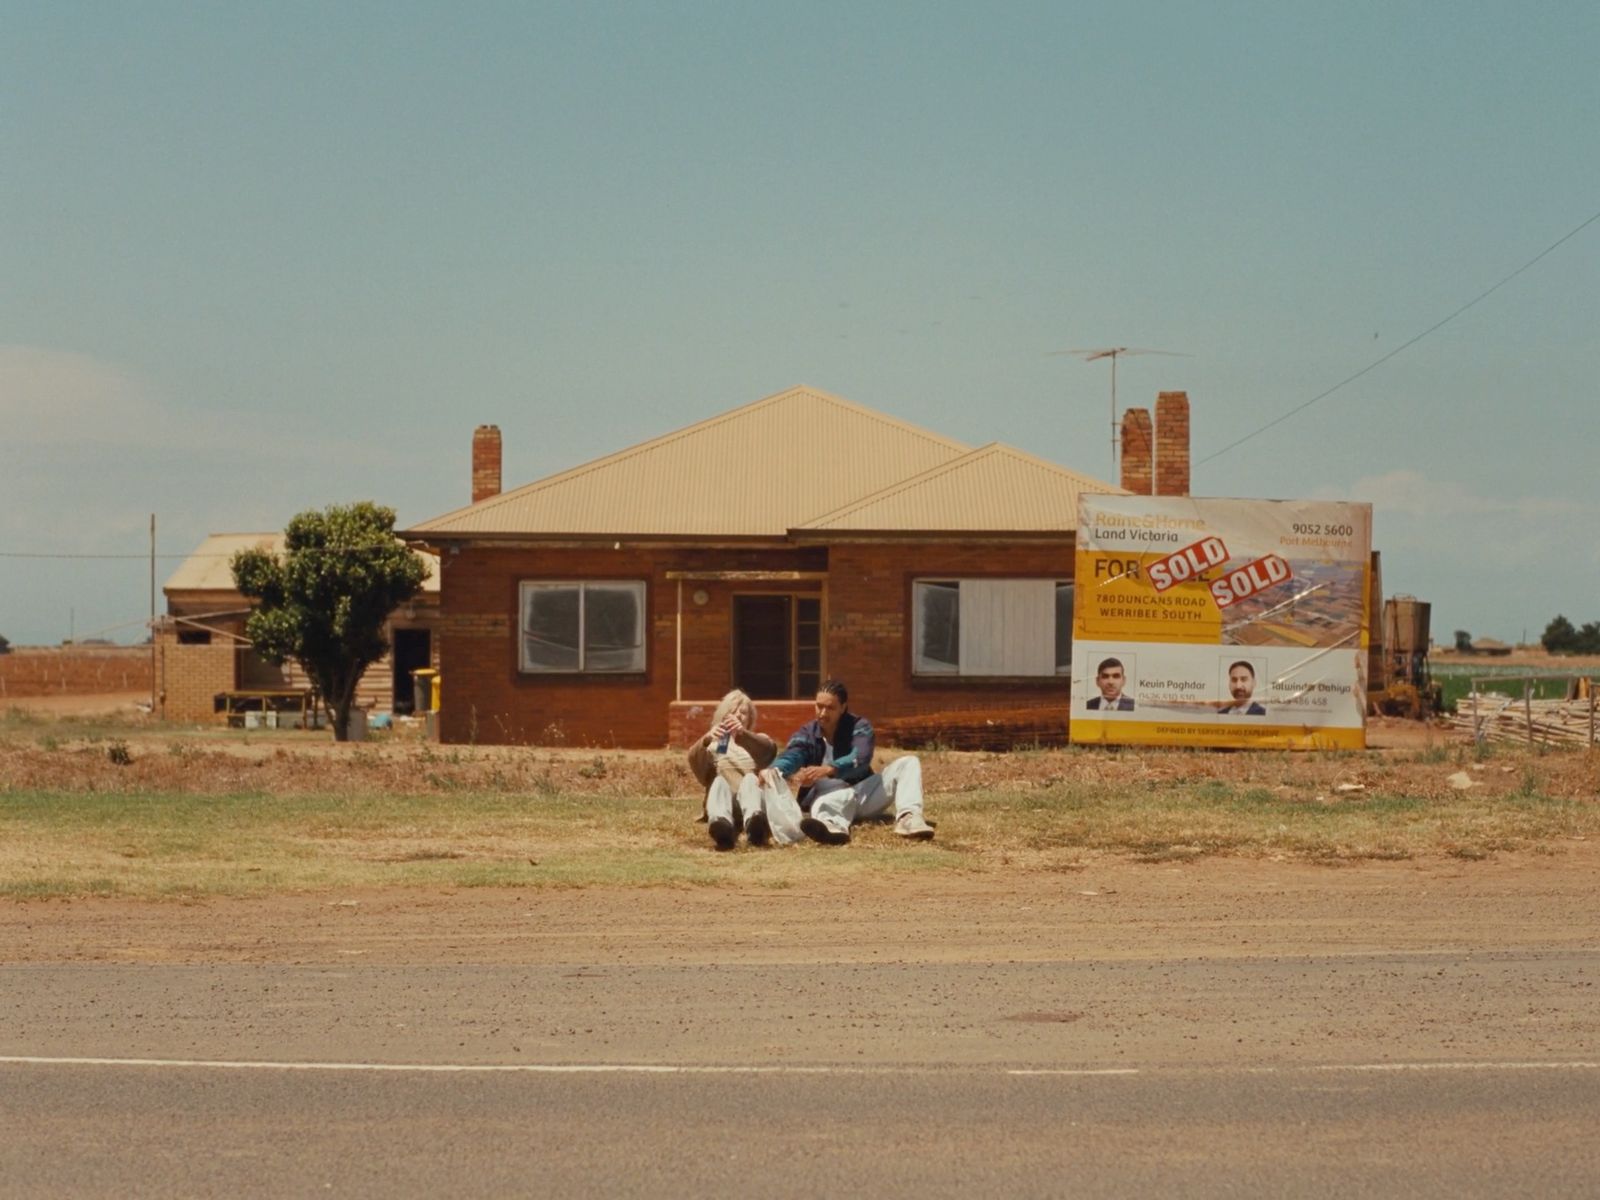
[328,673,361,743]
[331,696,354,742]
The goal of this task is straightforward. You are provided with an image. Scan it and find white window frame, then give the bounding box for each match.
[912,578,1073,678]
[518,580,646,674]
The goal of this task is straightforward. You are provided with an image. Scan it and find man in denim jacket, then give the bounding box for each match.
[769,679,934,845]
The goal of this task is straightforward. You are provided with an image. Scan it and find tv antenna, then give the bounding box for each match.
[1049,346,1190,473]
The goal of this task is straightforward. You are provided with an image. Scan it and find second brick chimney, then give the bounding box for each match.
[1154,391,1190,496]
[472,425,502,504]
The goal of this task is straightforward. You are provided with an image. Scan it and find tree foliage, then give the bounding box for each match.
[1453,629,1473,652]
[1541,614,1600,655]
[232,502,428,741]
[0,633,11,655]
[1542,615,1578,654]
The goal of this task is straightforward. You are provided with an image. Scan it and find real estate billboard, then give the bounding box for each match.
[1071,495,1373,749]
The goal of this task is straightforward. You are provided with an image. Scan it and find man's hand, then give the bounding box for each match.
[793,764,835,787]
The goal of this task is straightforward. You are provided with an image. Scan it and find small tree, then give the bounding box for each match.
[232,502,428,742]
[1453,629,1473,652]
[0,633,10,655]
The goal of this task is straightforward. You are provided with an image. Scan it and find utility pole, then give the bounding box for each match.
[150,513,158,715]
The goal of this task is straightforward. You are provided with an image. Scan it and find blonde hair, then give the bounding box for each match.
[710,688,757,732]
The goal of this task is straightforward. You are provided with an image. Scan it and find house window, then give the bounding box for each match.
[913,579,1073,677]
[519,581,646,674]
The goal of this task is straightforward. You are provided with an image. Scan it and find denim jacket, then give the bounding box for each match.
[771,712,876,789]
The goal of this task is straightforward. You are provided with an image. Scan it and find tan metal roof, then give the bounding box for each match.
[796,443,1125,533]
[164,533,440,594]
[403,386,972,538]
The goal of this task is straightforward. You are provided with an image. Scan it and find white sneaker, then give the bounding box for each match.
[895,811,934,840]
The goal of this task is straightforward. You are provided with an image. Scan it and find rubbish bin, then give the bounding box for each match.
[346,707,369,742]
[412,668,440,714]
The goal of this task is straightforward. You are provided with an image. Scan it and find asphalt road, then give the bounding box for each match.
[4,952,1599,1197]
[6,1059,1599,1198]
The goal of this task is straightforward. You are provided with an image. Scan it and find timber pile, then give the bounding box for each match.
[1444,693,1599,747]
[878,706,1069,751]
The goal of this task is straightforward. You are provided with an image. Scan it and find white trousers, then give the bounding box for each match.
[807,754,924,829]
[706,773,763,829]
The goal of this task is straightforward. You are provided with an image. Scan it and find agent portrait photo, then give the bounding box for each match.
[1218,659,1266,715]
[1087,656,1135,711]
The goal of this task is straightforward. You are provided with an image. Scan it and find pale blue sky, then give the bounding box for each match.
[3,2,1596,646]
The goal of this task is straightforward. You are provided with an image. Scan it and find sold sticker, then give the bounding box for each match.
[1147,536,1228,593]
[1209,554,1293,608]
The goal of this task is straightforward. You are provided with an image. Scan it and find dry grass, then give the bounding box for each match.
[1,711,1596,898]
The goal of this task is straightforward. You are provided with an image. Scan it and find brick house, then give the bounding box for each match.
[156,533,440,722]
[402,386,1191,748]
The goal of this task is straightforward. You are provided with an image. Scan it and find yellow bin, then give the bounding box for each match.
[411,668,441,714]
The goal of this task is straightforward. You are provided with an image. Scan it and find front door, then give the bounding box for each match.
[732,595,821,699]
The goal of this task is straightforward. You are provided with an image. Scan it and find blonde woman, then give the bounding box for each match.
[686,689,777,849]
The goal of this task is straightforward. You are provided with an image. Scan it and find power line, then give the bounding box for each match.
[0,553,189,560]
[1198,204,1600,466]
[0,546,425,561]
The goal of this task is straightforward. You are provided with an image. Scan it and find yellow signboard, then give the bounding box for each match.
[1071,496,1373,749]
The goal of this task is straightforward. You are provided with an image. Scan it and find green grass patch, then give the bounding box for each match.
[3,776,1597,899]
[0,787,966,898]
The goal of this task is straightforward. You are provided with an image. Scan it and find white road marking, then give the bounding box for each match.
[1007,1069,1141,1076]
[2,1055,1596,1077]
[1315,1061,1600,1073]
[0,1056,846,1075]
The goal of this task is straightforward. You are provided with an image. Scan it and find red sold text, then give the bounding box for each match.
[1209,554,1293,608]
[1147,536,1228,593]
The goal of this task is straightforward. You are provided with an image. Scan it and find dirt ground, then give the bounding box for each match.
[4,844,1597,967]
[0,691,154,716]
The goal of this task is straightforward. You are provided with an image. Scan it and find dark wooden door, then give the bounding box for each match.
[733,596,793,699]
[391,628,432,713]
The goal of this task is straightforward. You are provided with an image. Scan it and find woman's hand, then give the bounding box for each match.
[709,716,743,746]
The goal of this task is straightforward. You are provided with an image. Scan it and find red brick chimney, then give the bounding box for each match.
[472,425,502,504]
[1119,408,1153,495]
[1154,391,1190,496]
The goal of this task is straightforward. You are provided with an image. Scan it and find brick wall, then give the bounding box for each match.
[0,647,154,698]
[825,541,1074,723]
[668,699,815,749]
[434,539,1074,747]
[435,544,825,746]
[156,632,238,721]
